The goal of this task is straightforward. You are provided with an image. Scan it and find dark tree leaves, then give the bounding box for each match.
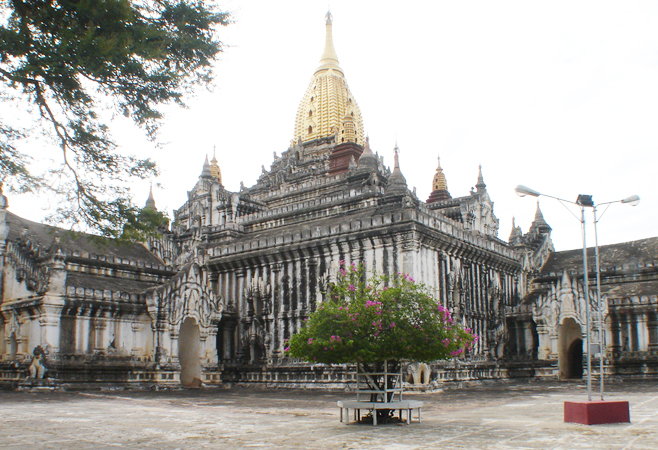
[0,0,229,238]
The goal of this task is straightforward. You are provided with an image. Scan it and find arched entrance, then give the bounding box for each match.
[178,317,202,387]
[567,339,583,379]
[558,318,583,380]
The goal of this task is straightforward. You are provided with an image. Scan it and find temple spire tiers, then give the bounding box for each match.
[475,164,486,193]
[357,136,378,170]
[346,136,387,188]
[529,202,552,235]
[210,146,223,185]
[316,11,341,75]
[426,164,499,237]
[200,155,213,179]
[508,217,523,246]
[426,156,452,203]
[293,12,364,150]
[384,144,411,202]
[144,184,157,211]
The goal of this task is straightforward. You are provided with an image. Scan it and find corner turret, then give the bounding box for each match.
[475,164,486,194]
[200,155,213,179]
[529,202,552,235]
[385,144,408,197]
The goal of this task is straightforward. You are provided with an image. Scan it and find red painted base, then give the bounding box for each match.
[564,400,630,425]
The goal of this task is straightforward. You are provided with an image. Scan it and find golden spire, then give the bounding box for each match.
[209,146,222,184]
[293,12,364,147]
[432,156,448,191]
[315,11,342,74]
[426,155,452,203]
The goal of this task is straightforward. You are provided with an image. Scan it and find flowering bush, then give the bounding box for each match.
[287,262,477,365]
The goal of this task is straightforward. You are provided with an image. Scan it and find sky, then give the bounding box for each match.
[8,0,658,251]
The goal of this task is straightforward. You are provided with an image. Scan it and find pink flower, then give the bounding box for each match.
[390,322,396,328]
[308,338,314,344]
[284,347,290,352]
[349,285,356,291]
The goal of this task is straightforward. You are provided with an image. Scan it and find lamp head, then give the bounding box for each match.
[515,185,541,198]
[576,194,594,207]
[621,195,640,206]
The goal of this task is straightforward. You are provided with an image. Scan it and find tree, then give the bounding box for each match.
[287,262,477,421]
[0,0,229,237]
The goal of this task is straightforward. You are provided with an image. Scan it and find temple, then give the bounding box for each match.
[1,13,656,388]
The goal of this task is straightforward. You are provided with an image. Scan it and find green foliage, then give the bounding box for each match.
[287,262,477,365]
[0,0,229,237]
[120,205,170,241]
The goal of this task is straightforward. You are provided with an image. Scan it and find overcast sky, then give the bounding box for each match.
[9,0,658,251]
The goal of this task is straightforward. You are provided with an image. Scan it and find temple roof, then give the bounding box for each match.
[293,12,364,147]
[5,211,162,264]
[540,236,658,275]
[66,272,159,294]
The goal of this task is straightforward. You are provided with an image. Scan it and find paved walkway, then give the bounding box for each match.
[1,380,657,449]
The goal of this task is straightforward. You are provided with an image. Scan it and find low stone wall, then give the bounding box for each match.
[221,363,356,389]
[3,356,658,390]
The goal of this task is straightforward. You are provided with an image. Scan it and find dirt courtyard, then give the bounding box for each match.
[1,380,657,449]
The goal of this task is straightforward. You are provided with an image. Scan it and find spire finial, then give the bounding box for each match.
[357,135,377,170]
[530,201,551,234]
[394,143,400,169]
[385,143,407,195]
[316,10,341,74]
[144,183,156,211]
[431,154,448,191]
[209,147,222,184]
[475,164,486,192]
[200,154,213,179]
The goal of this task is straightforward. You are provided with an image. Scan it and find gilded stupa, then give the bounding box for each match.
[426,156,452,203]
[293,12,364,146]
[210,147,222,185]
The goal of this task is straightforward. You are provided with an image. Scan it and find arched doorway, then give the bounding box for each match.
[558,318,583,380]
[567,339,583,379]
[178,317,202,387]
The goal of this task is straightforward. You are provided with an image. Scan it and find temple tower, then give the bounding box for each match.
[426,156,452,203]
[293,12,365,148]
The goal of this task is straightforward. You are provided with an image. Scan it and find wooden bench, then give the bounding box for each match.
[337,400,423,425]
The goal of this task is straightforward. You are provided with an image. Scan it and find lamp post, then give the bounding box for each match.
[514,186,639,402]
[515,185,595,400]
[591,195,640,401]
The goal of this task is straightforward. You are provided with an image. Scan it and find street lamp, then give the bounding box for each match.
[592,195,640,401]
[515,185,595,400]
[514,186,639,401]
